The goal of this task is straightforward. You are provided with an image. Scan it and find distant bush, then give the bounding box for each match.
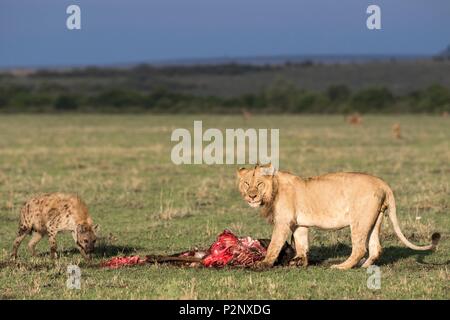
[293,91,328,113]
[11,92,52,108]
[90,89,143,108]
[54,95,79,111]
[1,74,449,113]
[327,85,351,103]
[404,84,450,113]
[351,87,394,112]
[419,84,450,112]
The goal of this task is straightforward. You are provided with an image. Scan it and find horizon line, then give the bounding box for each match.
[0,52,441,71]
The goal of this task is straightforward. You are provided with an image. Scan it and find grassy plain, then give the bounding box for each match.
[0,115,448,299]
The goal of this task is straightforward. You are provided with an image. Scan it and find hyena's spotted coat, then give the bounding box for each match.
[11,193,98,260]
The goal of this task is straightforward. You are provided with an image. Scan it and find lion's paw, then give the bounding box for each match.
[252,260,273,271]
[330,263,352,270]
[289,255,308,267]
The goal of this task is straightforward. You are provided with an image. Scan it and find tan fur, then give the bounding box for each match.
[11,193,98,260]
[241,108,252,121]
[346,113,363,125]
[392,123,402,139]
[237,164,440,270]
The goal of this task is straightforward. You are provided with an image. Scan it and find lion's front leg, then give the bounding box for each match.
[289,226,309,267]
[257,223,291,268]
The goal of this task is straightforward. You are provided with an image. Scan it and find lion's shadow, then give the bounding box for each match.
[307,243,444,266]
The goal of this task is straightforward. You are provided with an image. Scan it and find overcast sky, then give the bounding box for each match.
[1,0,449,67]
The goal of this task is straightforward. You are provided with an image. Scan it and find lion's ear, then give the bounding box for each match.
[237,167,249,178]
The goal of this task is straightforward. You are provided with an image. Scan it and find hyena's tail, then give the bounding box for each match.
[385,189,440,251]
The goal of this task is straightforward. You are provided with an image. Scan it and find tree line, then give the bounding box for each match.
[0,79,449,114]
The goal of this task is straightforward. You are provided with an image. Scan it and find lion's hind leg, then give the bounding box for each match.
[361,211,384,268]
[330,233,367,270]
[331,203,382,270]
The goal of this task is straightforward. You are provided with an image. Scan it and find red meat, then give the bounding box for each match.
[100,255,144,269]
[202,229,266,267]
[100,229,267,269]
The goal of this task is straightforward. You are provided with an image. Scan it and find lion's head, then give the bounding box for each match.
[237,163,277,208]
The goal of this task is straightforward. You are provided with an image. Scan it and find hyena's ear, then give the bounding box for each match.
[236,167,249,178]
[93,224,100,234]
[77,224,87,233]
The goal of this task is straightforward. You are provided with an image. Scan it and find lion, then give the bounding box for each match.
[237,163,440,270]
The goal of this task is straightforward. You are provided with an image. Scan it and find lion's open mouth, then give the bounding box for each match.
[248,200,262,208]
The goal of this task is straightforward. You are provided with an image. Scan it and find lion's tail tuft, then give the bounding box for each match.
[386,189,440,251]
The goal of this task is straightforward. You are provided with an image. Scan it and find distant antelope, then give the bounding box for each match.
[242,108,252,122]
[442,111,449,118]
[392,123,402,139]
[347,113,363,125]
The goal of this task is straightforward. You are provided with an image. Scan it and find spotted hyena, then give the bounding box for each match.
[11,193,98,260]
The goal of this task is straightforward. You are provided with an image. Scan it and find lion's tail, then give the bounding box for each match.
[385,189,440,251]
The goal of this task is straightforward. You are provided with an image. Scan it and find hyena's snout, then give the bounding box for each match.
[84,243,95,254]
[78,237,96,255]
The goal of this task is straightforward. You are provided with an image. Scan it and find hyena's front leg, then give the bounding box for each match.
[290,226,309,267]
[257,223,291,268]
[78,246,90,260]
[48,231,58,259]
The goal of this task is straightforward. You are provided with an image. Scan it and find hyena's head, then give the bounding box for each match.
[237,163,277,208]
[76,224,98,255]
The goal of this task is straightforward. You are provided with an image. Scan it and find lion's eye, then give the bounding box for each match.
[257,182,264,188]
[243,182,249,189]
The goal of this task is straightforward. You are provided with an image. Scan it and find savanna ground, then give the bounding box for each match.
[0,114,448,299]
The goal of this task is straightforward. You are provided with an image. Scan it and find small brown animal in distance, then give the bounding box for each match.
[392,123,402,139]
[347,113,363,125]
[11,193,98,260]
[442,111,449,118]
[241,108,252,122]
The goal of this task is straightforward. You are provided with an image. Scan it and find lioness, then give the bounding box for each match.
[237,164,440,270]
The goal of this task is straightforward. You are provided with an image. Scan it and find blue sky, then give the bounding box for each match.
[1,0,449,67]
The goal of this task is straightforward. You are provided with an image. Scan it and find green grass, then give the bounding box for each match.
[0,114,448,299]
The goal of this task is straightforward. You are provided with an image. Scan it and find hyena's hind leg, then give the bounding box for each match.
[361,211,384,268]
[11,226,30,259]
[27,232,43,257]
